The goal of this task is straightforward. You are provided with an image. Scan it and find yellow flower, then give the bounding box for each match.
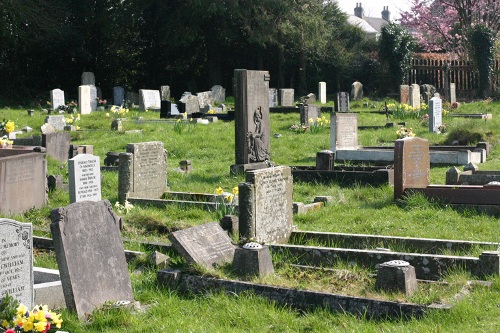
[34,310,46,322]
[225,194,234,203]
[1,319,9,327]
[24,319,33,331]
[17,304,27,316]
[106,113,110,117]
[5,121,14,133]
[34,321,47,332]
[176,119,181,122]
[215,187,223,195]
[75,126,80,131]
[232,187,239,195]
[308,118,313,123]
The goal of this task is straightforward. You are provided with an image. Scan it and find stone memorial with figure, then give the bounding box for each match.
[139,89,161,111]
[68,154,101,203]
[50,89,65,111]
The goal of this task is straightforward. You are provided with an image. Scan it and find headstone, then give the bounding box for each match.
[211,85,226,103]
[421,84,436,105]
[50,200,134,319]
[318,82,326,104]
[330,113,358,152]
[375,260,418,296]
[269,88,278,108]
[400,85,410,104]
[394,137,430,200]
[196,91,215,111]
[113,86,125,106]
[40,124,55,135]
[428,96,442,133]
[279,89,294,106]
[299,104,321,124]
[139,89,161,111]
[81,72,95,85]
[168,222,236,269]
[45,115,66,132]
[42,132,70,163]
[450,83,456,104]
[78,85,91,115]
[68,154,101,203]
[160,85,170,101]
[160,101,171,118]
[178,92,200,114]
[350,81,363,100]
[126,92,139,106]
[316,150,334,171]
[118,141,168,202]
[0,219,33,308]
[50,89,65,111]
[335,92,349,112]
[238,166,293,244]
[303,93,316,104]
[233,69,271,166]
[409,84,420,110]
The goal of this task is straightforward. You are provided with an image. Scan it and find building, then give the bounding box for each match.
[347,3,391,40]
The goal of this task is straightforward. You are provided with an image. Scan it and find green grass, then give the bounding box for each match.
[4,100,500,331]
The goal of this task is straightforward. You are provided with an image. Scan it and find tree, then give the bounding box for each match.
[469,24,495,97]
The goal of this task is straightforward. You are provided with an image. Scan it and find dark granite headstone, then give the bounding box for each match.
[394,137,430,200]
[68,154,101,203]
[50,200,134,319]
[400,85,410,104]
[42,132,70,163]
[160,101,171,118]
[113,86,125,106]
[335,92,349,112]
[0,218,33,308]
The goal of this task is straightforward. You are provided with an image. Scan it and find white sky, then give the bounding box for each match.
[335,0,413,20]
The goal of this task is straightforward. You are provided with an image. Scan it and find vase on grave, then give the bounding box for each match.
[111,119,123,131]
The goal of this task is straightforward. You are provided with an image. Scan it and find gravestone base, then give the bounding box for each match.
[230,162,272,176]
[478,251,500,277]
[375,260,418,296]
[232,245,274,278]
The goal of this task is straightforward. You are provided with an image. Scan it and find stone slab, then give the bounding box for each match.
[50,89,65,111]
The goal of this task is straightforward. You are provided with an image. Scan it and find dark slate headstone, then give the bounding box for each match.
[139,89,161,111]
[400,85,410,104]
[45,115,66,132]
[330,113,358,152]
[335,92,349,112]
[50,201,134,319]
[68,154,101,203]
[394,137,430,200]
[50,89,65,111]
[269,88,278,108]
[160,85,170,101]
[239,166,293,244]
[42,132,70,163]
[168,222,236,269]
[113,86,125,106]
[0,218,33,308]
[160,101,171,118]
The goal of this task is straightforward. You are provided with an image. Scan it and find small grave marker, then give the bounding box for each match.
[330,113,358,152]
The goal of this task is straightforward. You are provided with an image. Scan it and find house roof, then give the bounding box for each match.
[347,15,379,35]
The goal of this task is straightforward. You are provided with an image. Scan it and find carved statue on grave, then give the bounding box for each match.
[247,106,269,163]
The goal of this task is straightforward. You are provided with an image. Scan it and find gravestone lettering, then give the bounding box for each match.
[78,85,91,115]
[330,113,358,152]
[335,92,349,112]
[318,82,326,104]
[394,137,430,200]
[68,154,101,203]
[50,89,65,111]
[139,89,161,111]
[428,96,442,133]
[113,86,125,106]
[400,85,410,104]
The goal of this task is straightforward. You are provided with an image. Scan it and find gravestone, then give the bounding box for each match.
[211,85,226,103]
[428,96,442,133]
[50,89,65,111]
[113,86,125,106]
[279,89,294,106]
[239,166,293,244]
[421,84,436,105]
[50,200,134,319]
[178,92,200,114]
[118,141,168,203]
[233,69,271,171]
[160,85,170,101]
[197,91,214,111]
[168,222,236,269]
[409,84,420,110]
[350,81,363,100]
[68,154,101,203]
[400,85,410,104]
[96,86,102,99]
[318,82,326,104]
[394,137,430,200]
[42,132,70,163]
[90,85,97,111]
[450,83,456,104]
[303,93,316,104]
[335,92,349,112]
[269,88,278,108]
[300,104,321,124]
[78,85,91,115]
[45,115,66,132]
[330,113,358,153]
[81,72,95,85]
[126,92,139,106]
[139,89,161,111]
[0,219,33,308]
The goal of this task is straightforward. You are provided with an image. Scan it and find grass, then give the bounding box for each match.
[3,99,500,331]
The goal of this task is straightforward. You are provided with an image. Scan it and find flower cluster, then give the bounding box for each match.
[289,124,309,134]
[214,186,238,219]
[207,109,216,114]
[0,136,13,147]
[450,101,460,109]
[107,105,129,118]
[438,124,447,133]
[396,127,415,139]
[308,116,330,134]
[114,200,134,214]
[387,103,428,119]
[0,119,15,134]
[97,98,107,106]
[65,113,80,124]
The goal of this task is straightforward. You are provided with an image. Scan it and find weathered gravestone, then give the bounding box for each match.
[238,166,293,244]
[428,96,442,133]
[126,92,139,106]
[421,84,436,105]
[0,219,33,309]
[118,141,168,203]
[335,92,350,112]
[400,85,410,105]
[50,200,134,319]
[232,69,271,173]
[279,89,294,106]
[197,91,214,111]
[178,92,200,114]
[0,152,47,214]
[90,85,97,111]
[450,83,456,104]
[350,81,363,100]
[269,88,278,108]
[50,89,65,111]
[300,104,321,124]
[394,137,430,200]
[160,85,170,101]
[45,115,66,132]
[78,85,91,115]
[318,82,326,104]
[409,84,421,110]
[81,72,95,85]
[42,132,70,163]
[330,112,358,153]
[211,85,226,103]
[113,86,125,106]
[68,154,101,203]
[139,89,161,111]
[168,222,236,269]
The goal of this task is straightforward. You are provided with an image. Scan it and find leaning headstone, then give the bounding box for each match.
[113,86,125,106]
[42,132,70,163]
[279,89,294,106]
[118,141,168,202]
[400,85,410,104]
[334,92,349,112]
[45,115,66,132]
[232,69,271,172]
[50,200,134,319]
[350,81,363,100]
[78,85,91,115]
[0,218,33,308]
[239,166,293,244]
[168,222,236,269]
[68,154,101,203]
[394,136,430,200]
[269,88,278,108]
[409,84,420,110]
[450,83,456,104]
[330,112,358,152]
[81,72,95,85]
[211,85,226,103]
[139,89,161,111]
[160,85,170,101]
[318,82,326,104]
[428,96,442,133]
[50,89,65,111]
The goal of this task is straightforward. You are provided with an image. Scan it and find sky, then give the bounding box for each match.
[335,0,413,21]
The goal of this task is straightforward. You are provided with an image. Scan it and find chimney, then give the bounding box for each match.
[354,3,364,18]
[382,6,390,21]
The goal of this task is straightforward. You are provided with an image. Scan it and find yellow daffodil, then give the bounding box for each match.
[5,121,14,133]
[309,118,314,123]
[34,321,47,332]
[106,113,110,117]
[232,187,239,195]
[225,194,234,203]
[177,119,181,122]
[215,187,224,195]
[1,319,9,328]
[17,304,27,316]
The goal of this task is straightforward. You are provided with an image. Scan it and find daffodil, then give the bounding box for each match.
[33,321,47,332]
[215,187,223,195]
[17,304,27,316]
[225,194,234,202]
[1,319,9,328]
[232,187,239,195]
[5,121,14,133]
